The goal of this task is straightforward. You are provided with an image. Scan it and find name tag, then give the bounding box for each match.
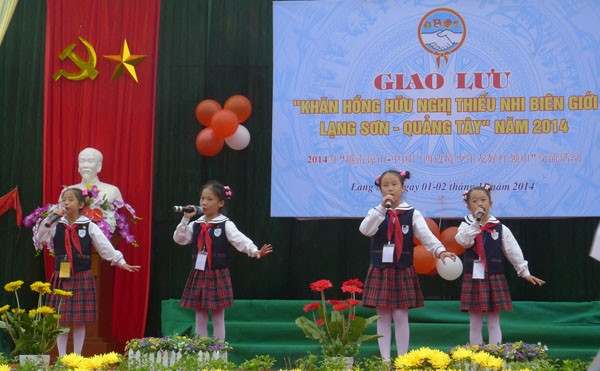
[195,252,208,271]
[59,261,71,278]
[473,260,485,279]
[382,243,395,263]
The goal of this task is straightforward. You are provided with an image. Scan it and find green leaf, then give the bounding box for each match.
[295,316,325,341]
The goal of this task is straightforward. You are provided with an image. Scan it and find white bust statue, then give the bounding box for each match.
[66,147,123,232]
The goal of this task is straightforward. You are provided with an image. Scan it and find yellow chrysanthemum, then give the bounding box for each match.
[394,347,451,369]
[470,351,504,370]
[53,288,74,297]
[12,308,25,315]
[28,309,37,318]
[36,305,56,315]
[30,281,52,295]
[59,353,86,368]
[451,347,475,360]
[3,280,24,292]
[0,304,9,314]
[0,364,12,371]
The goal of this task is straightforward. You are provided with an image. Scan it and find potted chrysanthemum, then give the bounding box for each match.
[0,280,71,367]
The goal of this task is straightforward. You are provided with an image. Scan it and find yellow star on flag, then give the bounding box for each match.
[103,39,146,83]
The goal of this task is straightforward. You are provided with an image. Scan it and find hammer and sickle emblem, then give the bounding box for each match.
[52,37,99,81]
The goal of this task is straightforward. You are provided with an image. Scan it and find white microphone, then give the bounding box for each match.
[173,205,202,213]
[385,200,392,209]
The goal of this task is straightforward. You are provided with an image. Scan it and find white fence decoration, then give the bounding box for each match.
[127,349,227,367]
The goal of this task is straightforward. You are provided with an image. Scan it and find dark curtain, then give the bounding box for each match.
[0,0,47,354]
[147,0,600,337]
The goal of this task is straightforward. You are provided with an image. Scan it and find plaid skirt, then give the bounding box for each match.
[460,273,512,312]
[180,268,234,310]
[362,265,424,309]
[47,270,97,323]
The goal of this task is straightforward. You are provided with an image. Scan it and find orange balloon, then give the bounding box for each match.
[224,95,252,123]
[210,109,239,138]
[195,99,222,126]
[414,217,440,245]
[413,244,437,274]
[439,226,465,255]
[195,127,224,157]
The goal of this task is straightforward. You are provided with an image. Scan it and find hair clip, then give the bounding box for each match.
[462,190,469,203]
[374,175,381,186]
[223,185,233,200]
[483,183,492,193]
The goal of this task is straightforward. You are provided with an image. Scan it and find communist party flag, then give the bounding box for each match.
[0,187,22,227]
[44,0,159,344]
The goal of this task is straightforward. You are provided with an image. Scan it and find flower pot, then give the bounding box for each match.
[19,354,51,368]
[332,356,354,370]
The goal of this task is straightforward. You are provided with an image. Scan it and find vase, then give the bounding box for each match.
[18,354,51,368]
[332,356,354,370]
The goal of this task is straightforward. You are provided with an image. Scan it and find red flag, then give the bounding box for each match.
[0,187,22,227]
[44,0,160,345]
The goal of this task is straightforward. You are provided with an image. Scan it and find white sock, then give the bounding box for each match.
[392,309,409,355]
[487,312,502,344]
[469,312,484,345]
[212,309,226,340]
[72,323,86,354]
[376,307,392,361]
[195,310,209,337]
[57,331,69,356]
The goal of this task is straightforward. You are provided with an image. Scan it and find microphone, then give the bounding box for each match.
[476,208,485,222]
[45,213,61,227]
[385,200,392,209]
[173,205,202,213]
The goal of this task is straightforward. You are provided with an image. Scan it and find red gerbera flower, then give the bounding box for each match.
[309,279,333,292]
[341,285,363,294]
[316,318,324,326]
[303,301,319,312]
[342,278,364,288]
[333,302,349,311]
[346,298,360,307]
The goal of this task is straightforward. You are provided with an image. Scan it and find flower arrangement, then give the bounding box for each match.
[0,280,70,355]
[125,335,233,356]
[23,184,139,254]
[394,346,505,370]
[55,352,124,370]
[295,278,381,357]
[456,341,548,363]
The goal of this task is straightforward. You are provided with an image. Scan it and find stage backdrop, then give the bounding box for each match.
[43,0,160,344]
[272,0,600,218]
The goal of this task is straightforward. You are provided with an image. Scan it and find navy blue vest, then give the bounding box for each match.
[53,222,93,272]
[369,209,415,268]
[191,221,230,269]
[462,222,505,274]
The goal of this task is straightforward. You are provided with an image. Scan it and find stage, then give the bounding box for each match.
[161,299,600,366]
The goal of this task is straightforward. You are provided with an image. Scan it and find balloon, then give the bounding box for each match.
[195,127,224,157]
[210,109,239,138]
[195,99,222,126]
[436,257,463,280]
[439,226,465,255]
[413,244,437,274]
[225,125,251,150]
[224,95,252,123]
[414,217,440,245]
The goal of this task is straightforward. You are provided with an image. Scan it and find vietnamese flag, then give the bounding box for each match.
[43,0,160,344]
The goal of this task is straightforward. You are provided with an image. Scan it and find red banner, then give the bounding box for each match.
[0,187,22,227]
[44,0,160,344]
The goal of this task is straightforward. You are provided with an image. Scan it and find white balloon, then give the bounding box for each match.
[224,125,251,150]
[436,257,463,281]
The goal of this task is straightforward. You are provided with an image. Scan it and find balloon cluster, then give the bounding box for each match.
[194,95,252,156]
[413,219,465,281]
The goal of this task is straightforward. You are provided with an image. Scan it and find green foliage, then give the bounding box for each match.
[238,354,277,370]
